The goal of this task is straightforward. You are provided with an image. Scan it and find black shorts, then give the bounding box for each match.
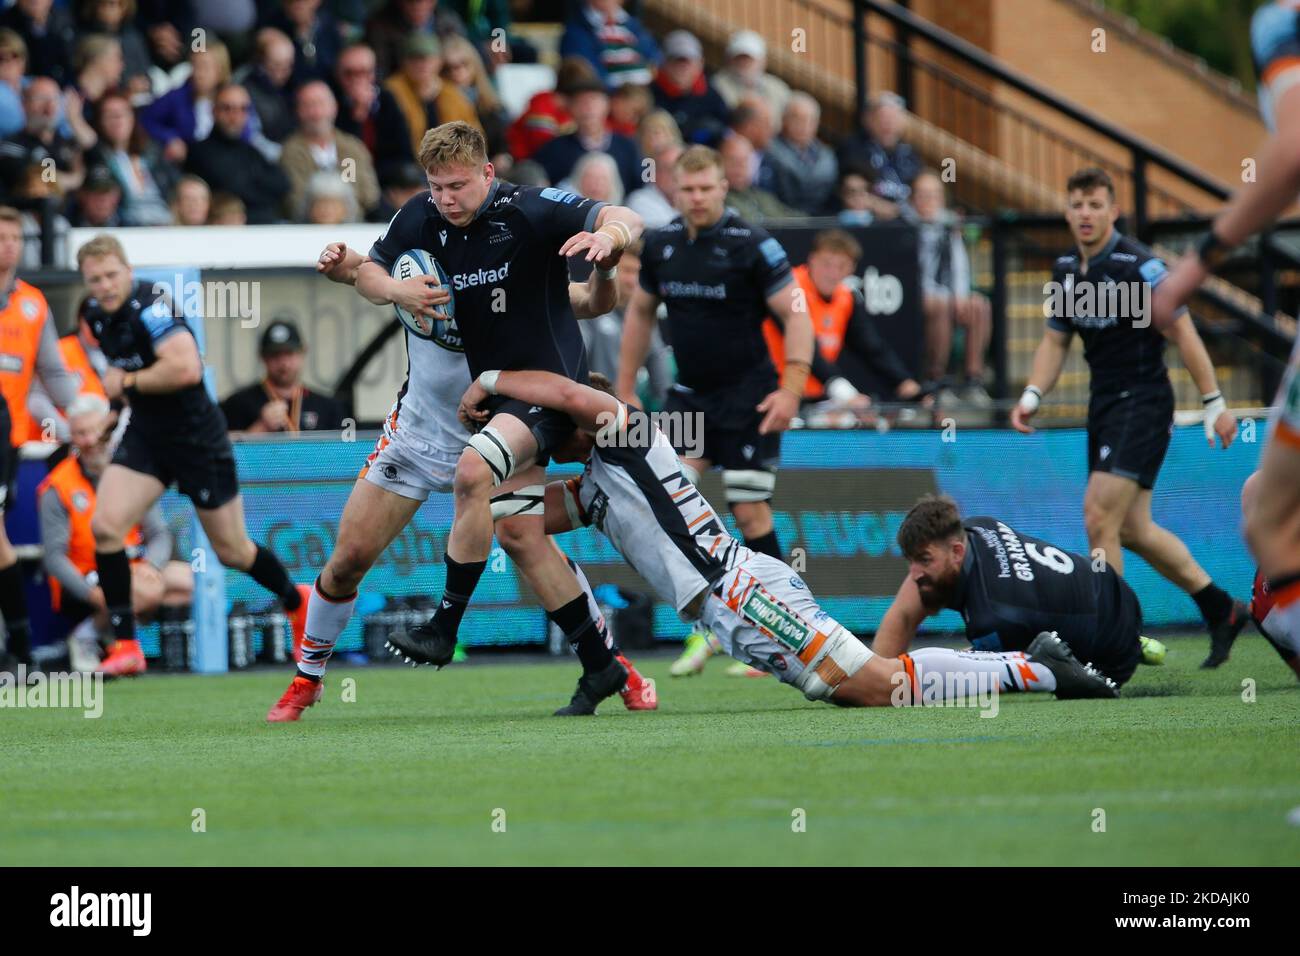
[1070,570,1144,686]
[664,372,782,474]
[60,594,96,628]
[0,441,14,516]
[483,395,578,468]
[1087,385,1174,490]
[113,423,240,509]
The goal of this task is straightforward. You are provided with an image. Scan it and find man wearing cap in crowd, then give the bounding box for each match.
[652,30,730,145]
[221,319,344,434]
[712,30,791,121]
[67,166,123,228]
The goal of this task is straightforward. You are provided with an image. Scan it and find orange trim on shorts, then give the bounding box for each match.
[899,653,919,699]
[796,630,828,666]
[1263,56,1300,87]
[1274,419,1300,450]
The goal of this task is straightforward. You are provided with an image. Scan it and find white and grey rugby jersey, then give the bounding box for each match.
[565,407,744,617]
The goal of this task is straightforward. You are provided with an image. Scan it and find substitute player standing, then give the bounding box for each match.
[0,206,80,669]
[616,145,814,677]
[76,235,309,676]
[1151,1,1300,670]
[458,370,1117,705]
[1011,168,1248,669]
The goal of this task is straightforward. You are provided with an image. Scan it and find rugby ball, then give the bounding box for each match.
[391,248,455,340]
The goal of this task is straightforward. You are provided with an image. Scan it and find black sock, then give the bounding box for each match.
[95,549,136,642]
[295,667,321,683]
[248,545,300,610]
[1191,582,1235,626]
[0,561,31,663]
[434,554,486,635]
[744,528,782,560]
[548,593,614,673]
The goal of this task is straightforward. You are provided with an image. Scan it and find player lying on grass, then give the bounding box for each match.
[873,495,1147,694]
[458,370,1119,706]
[1241,470,1300,681]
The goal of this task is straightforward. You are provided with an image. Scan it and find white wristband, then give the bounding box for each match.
[596,265,618,280]
[479,370,501,395]
[1202,391,1227,439]
[825,377,859,403]
[1018,386,1042,414]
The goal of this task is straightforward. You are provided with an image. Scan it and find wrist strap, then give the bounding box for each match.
[1196,231,1233,270]
[479,370,501,395]
[596,265,618,280]
[780,360,811,398]
[1201,390,1223,406]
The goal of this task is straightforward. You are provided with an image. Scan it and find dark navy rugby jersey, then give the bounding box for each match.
[1047,231,1183,391]
[638,209,794,391]
[369,180,606,380]
[80,281,224,440]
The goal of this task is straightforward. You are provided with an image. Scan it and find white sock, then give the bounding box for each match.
[906,646,1057,702]
[299,579,356,678]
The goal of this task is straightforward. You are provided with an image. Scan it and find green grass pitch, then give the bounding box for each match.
[3,633,1297,866]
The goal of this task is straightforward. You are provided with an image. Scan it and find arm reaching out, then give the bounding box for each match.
[872,575,929,657]
[460,369,623,435]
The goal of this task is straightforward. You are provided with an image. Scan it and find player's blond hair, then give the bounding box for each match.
[0,205,21,227]
[675,144,724,177]
[76,234,129,268]
[418,121,488,173]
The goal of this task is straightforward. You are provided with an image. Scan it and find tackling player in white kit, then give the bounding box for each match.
[458,371,1116,706]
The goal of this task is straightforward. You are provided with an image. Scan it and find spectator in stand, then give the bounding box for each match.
[764,229,924,409]
[334,43,379,158]
[208,192,246,225]
[636,108,682,160]
[235,28,298,147]
[0,30,28,139]
[507,158,547,187]
[264,0,341,85]
[910,170,992,407]
[221,319,344,433]
[505,56,596,161]
[652,30,729,145]
[440,34,507,159]
[728,95,777,192]
[76,0,151,96]
[712,30,790,119]
[445,0,535,66]
[281,80,378,221]
[1,0,76,87]
[140,41,236,166]
[609,82,651,138]
[302,171,355,224]
[626,141,678,230]
[66,164,123,227]
[534,76,640,199]
[560,0,658,89]
[375,33,480,179]
[720,132,797,222]
[369,160,425,222]
[836,166,874,226]
[0,78,87,199]
[12,163,70,269]
[185,83,291,224]
[170,173,210,225]
[568,150,622,204]
[72,34,125,111]
[838,91,921,220]
[765,92,837,215]
[89,90,177,226]
[367,0,467,80]
[137,1,190,78]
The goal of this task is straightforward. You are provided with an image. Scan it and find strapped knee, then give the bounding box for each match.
[724,468,776,505]
[467,425,517,487]
[490,484,545,522]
